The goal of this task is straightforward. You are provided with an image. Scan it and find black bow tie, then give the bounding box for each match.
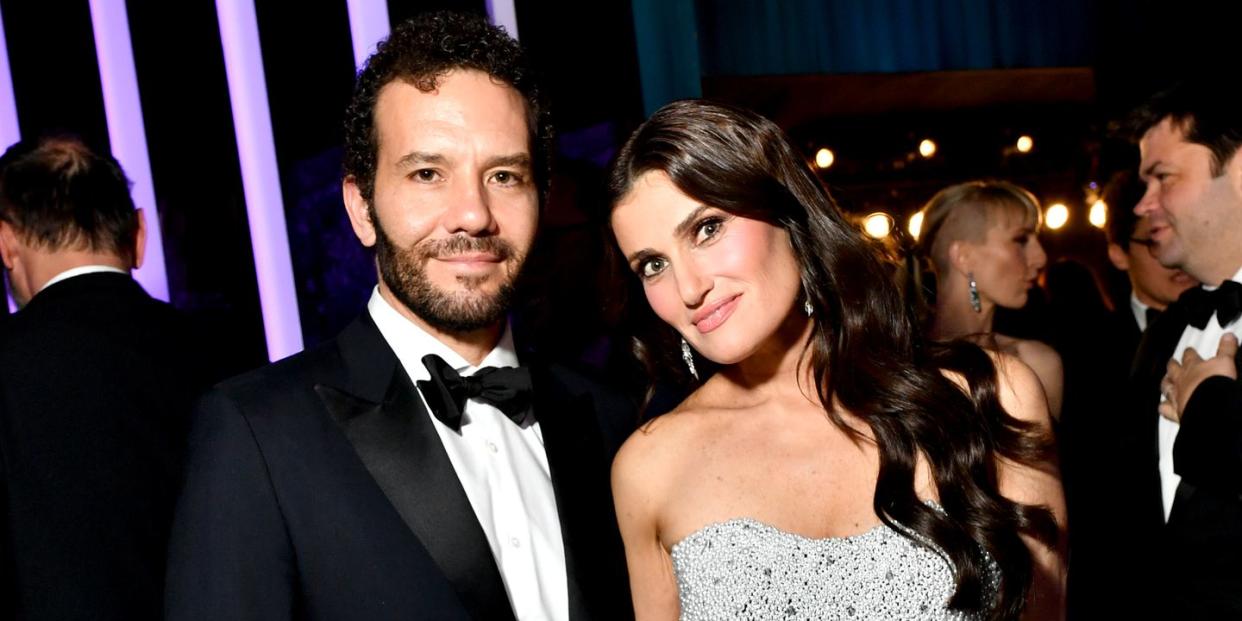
[416,354,534,431]
[1180,281,1242,330]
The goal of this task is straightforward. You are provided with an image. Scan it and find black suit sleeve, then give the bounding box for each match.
[165,391,297,620]
[0,391,13,621]
[1173,375,1242,494]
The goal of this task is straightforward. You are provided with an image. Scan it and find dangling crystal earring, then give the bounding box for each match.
[803,296,814,317]
[680,337,699,380]
[968,273,982,313]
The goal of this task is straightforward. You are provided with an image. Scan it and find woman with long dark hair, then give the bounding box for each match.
[915,181,1064,419]
[607,100,1065,620]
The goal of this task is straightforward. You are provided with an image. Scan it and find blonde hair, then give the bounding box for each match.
[916,180,1042,274]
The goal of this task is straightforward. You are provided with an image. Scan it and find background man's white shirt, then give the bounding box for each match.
[39,265,127,293]
[1158,265,1242,521]
[1131,293,1153,332]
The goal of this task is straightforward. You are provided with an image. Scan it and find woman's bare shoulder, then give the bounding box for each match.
[1012,337,1061,366]
[938,347,1051,422]
[994,335,1061,373]
[613,399,726,489]
[985,348,1054,427]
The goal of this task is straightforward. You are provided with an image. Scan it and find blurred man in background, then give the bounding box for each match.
[0,136,219,620]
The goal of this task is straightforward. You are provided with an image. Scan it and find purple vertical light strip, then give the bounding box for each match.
[88,0,169,302]
[0,7,19,312]
[345,0,390,70]
[214,0,303,360]
[0,7,17,149]
[486,0,521,40]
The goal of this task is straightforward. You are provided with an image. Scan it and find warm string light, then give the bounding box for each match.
[1045,203,1069,230]
[907,211,925,240]
[1089,200,1108,228]
[806,132,1071,239]
[863,212,894,239]
[811,131,1037,172]
[815,148,835,169]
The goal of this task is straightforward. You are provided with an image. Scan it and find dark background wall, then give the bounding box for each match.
[1,0,1234,371]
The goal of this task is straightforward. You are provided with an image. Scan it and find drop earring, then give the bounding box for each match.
[803,297,814,317]
[680,338,699,380]
[968,273,982,313]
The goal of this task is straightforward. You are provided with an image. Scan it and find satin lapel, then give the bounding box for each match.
[316,316,516,621]
[531,366,619,621]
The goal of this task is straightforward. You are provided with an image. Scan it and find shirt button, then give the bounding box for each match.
[486,441,499,454]
[510,537,521,548]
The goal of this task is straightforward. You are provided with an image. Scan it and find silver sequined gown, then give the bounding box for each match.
[670,517,996,620]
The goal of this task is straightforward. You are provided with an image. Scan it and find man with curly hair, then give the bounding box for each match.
[165,12,633,620]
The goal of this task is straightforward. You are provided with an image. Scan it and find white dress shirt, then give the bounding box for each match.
[39,265,128,293]
[367,289,568,621]
[1158,265,1242,521]
[1131,293,1154,333]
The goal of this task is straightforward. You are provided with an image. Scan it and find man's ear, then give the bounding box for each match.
[132,208,147,269]
[0,222,18,270]
[342,176,377,247]
[1107,242,1130,272]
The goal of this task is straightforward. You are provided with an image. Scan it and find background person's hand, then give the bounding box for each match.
[1159,333,1239,423]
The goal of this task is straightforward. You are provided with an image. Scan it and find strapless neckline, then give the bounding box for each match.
[672,516,891,555]
[671,499,946,554]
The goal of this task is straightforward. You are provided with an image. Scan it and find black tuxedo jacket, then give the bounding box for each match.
[1103,295,1242,617]
[0,273,219,620]
[165,313,634,620]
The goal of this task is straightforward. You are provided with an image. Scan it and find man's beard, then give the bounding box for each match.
[373,215,523,334]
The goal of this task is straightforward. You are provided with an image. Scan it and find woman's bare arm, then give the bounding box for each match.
[991,352,1068,620]
[612,427,681,621]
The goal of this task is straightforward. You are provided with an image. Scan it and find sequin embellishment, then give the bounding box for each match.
[670,517,996,620]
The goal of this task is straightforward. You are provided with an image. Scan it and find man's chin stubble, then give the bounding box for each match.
[390,265,518,334]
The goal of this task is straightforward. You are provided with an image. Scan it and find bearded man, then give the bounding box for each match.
[164,13,633,621]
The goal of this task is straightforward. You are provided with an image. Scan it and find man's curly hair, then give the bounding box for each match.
[342,11,552,204]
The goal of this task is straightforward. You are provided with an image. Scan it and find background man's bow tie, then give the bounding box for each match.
[1180,281,1242,330]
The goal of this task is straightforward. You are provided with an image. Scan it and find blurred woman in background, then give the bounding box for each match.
[916,181,1063,419]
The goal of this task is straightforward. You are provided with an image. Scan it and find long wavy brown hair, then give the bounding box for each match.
[606,99,1058,620]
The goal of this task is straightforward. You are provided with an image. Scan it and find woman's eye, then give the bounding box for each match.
[640,257,667,278]
[695,218,723,243]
